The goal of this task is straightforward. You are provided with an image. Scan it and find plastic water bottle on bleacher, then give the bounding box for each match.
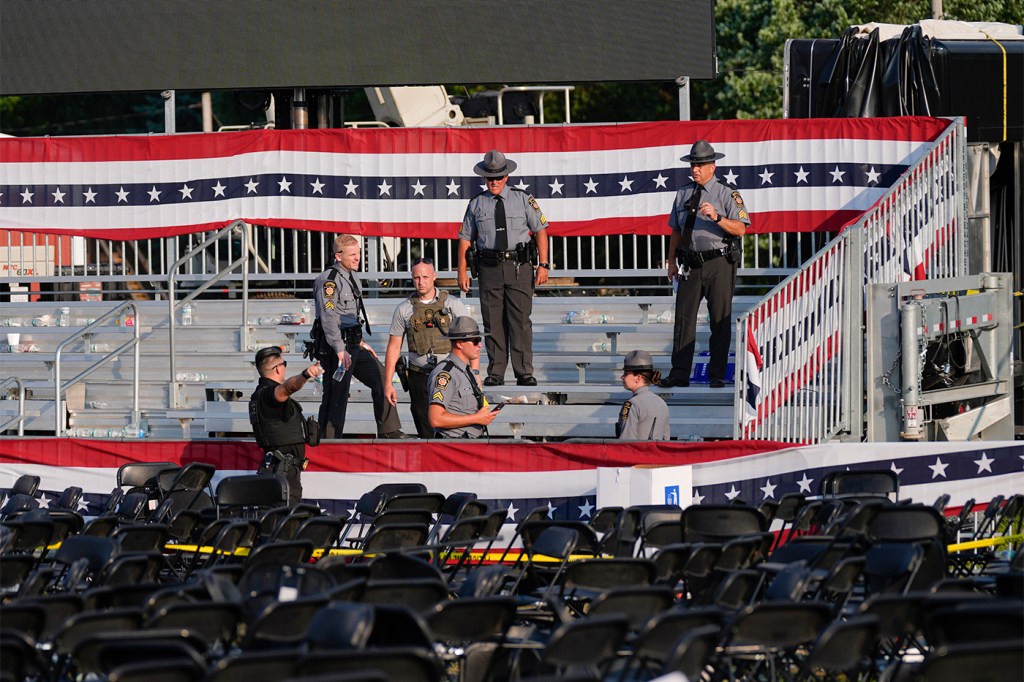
[180,302,194,326]
[58,307,70,327]
[596,314,613,324]
[175,372,207,382]
[591,342,610,352]
[122,422,146,439]
[301,301,311,324]
[655,310,674,324]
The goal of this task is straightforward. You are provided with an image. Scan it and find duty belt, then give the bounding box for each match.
[479,248,528,265]
[678,246,727,267]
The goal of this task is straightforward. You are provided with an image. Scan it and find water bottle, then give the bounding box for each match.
[563,311,578,324]
[596,314,613,324]
[122,422,146,439]
[655,310,674,324]
[90,343,111,353]
[88,401,109,409]
[58,307,70,327]
[332,365,347,382]
[180,302,194,326]
[591,342,610,352]
[301,301,311,324]
[32,316,49,327]
[281,313,294,325]
[175,372,207,382]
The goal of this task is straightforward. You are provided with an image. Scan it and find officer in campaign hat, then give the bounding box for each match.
[660,140,751,389]
[457,149,550,388]
[248,346,324,505]
[427,316,499,438]
[618,350,670,440]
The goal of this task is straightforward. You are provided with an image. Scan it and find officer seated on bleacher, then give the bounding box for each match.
[427,317,499,439]
[249,346,323,505]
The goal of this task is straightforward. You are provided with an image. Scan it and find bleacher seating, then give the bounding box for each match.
[1,296,759,440]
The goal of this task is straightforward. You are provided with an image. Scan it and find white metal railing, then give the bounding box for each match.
[167,220,255,408]
[0,377,27,436]
[735,118,968,443]
[54,301,141,436]
[1,229,814,298]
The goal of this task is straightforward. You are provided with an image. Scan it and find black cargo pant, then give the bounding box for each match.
[319,346,401,438]
[670,255,736,382]
[478,260,534,381]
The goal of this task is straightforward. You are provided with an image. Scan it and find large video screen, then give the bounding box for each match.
[1,0,716,95]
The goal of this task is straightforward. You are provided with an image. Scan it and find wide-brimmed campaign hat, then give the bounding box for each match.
[255,346,283,365]
[473,149,518,178]
[446,316,485,340]
[680,139,725,163]
[623,350,655,372]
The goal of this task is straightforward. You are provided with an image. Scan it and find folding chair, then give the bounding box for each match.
[916,641,1023,682]
[216,474,289,519]
[795,615,880,681]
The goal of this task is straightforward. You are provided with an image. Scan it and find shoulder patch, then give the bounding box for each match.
[324,301,335,310]
[738,209,748,220]
[619,400,632,421]
[323,280,337,299]
[432,390,445,402]
[731,191,744,207]
[434,371,451,390]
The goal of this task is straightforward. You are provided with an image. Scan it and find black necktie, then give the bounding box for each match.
[682,185,704,250]
[347,271,371,335]
[494,196,508,251]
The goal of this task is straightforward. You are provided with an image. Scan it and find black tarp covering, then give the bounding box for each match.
[786,26,1023,142]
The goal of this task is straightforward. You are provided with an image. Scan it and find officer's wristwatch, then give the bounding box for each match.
[538,262,550,269]
[712,214,723,224]
[301,369,312,379]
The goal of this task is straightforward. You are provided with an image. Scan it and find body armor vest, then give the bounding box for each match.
[249,380,306,451]
[407,290,454,355]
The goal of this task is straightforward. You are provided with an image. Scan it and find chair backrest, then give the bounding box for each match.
[10,475,40,497]
[304,602,376,651]
[372,482,428,496]
[868,506,945,542]
[383,492,446,513]
[681,505,767,543]
[822,469,898,499]
[116,462,178,489]
[216,474,288,515]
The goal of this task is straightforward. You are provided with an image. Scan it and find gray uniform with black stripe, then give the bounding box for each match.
[427,354,484,438]
[459,186,548,381]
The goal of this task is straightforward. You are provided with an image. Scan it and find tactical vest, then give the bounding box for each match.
[407,290,454,355]
[249,380,306,451]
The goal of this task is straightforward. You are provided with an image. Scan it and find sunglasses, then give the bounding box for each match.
[460,337,482,346]
[486,176,507,182]
[270,361,287,370]
[412,257,434,266]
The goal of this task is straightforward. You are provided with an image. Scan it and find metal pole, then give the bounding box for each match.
[899,299,924,440]
[676,77,690,121]
[201,92,214,132]
[162,90,176,133]
[292,88,308,129]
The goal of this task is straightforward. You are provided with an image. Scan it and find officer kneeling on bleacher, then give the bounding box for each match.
[428,317,499,439]
[249,346,324,506]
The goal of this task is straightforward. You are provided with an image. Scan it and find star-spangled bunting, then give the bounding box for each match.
[0,118,953,239]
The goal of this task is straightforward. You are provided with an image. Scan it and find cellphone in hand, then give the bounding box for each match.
[490,403,505,412]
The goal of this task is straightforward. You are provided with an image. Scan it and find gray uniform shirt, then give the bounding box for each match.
[388,292,470,370]
[313,265,361,353]
[668,175,750,251]
[458,186,548,249]
[428,354,484,438]
[617,385,670,441]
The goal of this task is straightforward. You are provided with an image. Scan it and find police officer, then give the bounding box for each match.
[659,140,751,389]
[428,317,499,439]
[383,257,477,438]
[458,149,550,387]
[249,346,324,505]
[617,350,670,440]
[314,234,405,439]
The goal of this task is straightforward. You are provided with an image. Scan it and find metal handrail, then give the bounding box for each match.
[0,377,26,436]
[497,85,574,125]
[167,220,254,408]
[54,301,141,436]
